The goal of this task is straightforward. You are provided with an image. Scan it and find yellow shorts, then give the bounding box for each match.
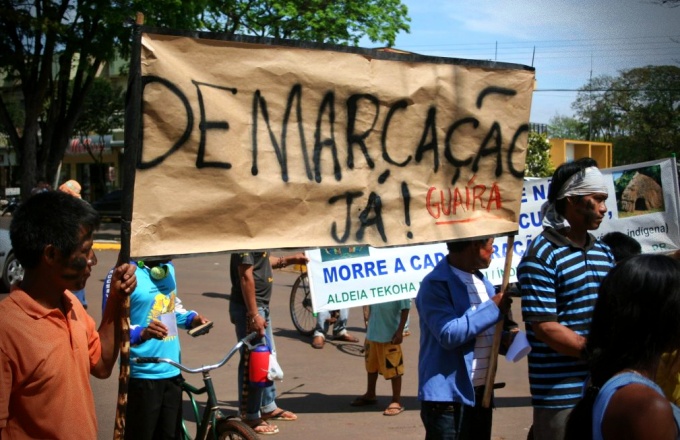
[364,340,404,380]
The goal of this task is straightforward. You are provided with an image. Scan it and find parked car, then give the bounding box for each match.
[0,218,23,291]
[91,189,122,221]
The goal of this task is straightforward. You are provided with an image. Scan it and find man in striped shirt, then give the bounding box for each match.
[518,158,615,440]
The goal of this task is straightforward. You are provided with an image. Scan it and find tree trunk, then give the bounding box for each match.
[20,124,38,201]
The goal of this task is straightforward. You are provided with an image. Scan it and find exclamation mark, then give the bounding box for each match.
[402,182,412,239]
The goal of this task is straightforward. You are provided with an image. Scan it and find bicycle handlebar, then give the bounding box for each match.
[132,332,259,374]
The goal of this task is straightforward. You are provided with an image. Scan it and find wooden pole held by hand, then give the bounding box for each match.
[113,11,143,440]
[482,235,515,408]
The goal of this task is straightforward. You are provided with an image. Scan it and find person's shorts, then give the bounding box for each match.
[364,340,404,380]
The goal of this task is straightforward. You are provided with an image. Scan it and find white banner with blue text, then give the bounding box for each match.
[306,157,679,311]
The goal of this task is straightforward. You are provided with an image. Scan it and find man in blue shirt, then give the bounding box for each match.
[416,237,512,439]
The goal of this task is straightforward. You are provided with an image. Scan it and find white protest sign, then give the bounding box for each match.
[306,244,447,312]
[307,157,680,310]
[481,157,680,285]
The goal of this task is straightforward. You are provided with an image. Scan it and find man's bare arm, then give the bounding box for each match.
[530,321,586,358]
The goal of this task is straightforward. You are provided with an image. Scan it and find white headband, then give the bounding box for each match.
[556,166,608,200]
[542,166,608,230]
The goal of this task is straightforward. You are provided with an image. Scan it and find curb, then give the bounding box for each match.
[94,241,121,251]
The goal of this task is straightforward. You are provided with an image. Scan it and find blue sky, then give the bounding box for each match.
[371,0,680,124]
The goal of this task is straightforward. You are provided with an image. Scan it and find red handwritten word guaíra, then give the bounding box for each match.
[426,176,502,221]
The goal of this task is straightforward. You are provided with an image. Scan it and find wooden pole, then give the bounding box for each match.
[113,11,143,440]
[482,235,515,408]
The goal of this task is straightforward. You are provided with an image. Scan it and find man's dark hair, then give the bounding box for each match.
[446,237,492,253]
[548,157,599,215]
[601,232,641,262]
[10,191,100,269]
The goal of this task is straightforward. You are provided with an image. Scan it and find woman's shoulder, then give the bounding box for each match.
[602,379,676,439]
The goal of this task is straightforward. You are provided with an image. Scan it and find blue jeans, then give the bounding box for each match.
[229,301,278,421]
[313,308,349,339]
[420,388,493,440]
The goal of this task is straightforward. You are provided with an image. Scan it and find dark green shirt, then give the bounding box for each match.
[229,251,273,306]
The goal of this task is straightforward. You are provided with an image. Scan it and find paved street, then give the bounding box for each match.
[0,233,533,439]
[83,247,533,440]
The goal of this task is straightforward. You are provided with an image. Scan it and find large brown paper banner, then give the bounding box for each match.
[131,31,535,257]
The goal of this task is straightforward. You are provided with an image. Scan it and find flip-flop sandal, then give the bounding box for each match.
[350,396,378,407]
[246,419,279,435]
[383,404,405,416]
[262,409,298,421]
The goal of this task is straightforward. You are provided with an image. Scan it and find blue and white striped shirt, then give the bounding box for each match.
[518,227,614,409]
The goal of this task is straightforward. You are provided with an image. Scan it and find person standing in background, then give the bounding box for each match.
[103,259,210,439]
[58,179,88,308]
[229,251,308,435]
[350,298,410,416]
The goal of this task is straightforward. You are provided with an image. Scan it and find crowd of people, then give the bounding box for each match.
[1,159,680,439]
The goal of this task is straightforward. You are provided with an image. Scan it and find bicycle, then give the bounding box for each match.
[288,264,365,336]
[133,333,259,440]
[289,264,317,336]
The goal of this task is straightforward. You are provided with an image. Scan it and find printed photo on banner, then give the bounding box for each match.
[482,157,679,285]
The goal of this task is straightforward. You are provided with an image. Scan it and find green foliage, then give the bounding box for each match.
[571,65,680,165]
[0,0,410,198]
[73,78,124,139]
[525,132,555,177]
[201,0,410,46]
[548,114,588,139]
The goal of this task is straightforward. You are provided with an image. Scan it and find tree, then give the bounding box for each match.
[0,0,209,198]
[525,132,554,178]
[571,74,621,141]
[74,78,125,142]
[0,0,410,199]
[571,65,680,164]
[202,0,410,46]
[548,114,588,139]
[73,77,125,196]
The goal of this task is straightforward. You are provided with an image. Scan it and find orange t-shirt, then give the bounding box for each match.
[0,288,102,439]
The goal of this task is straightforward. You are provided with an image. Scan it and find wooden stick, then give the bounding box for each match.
[482,235,515,408]
[112,12,143,440]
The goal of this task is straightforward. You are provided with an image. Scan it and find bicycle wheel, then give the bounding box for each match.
[289,272,316,336]
[216,419,258,440]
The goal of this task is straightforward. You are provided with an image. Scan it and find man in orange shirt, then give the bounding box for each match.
[0,191,137,439]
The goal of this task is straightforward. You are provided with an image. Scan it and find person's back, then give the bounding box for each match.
[564,254,680,440]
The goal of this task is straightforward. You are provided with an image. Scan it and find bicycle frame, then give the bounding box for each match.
[133,332,259,440]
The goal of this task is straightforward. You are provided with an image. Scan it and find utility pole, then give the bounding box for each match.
[588,53,593,141]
